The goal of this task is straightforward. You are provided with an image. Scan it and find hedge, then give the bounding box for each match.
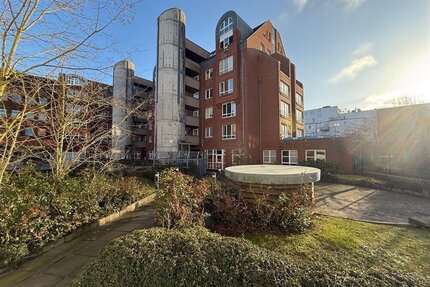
[72,227,423,287]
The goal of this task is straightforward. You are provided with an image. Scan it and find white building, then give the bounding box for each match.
[304,106,376,139]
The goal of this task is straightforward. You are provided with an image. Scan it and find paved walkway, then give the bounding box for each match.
[315,182,430,224]
[0,204,158,287]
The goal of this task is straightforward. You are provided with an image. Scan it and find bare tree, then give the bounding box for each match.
[0,0,137,183]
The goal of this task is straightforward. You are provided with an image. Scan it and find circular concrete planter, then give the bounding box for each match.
[225,165,321,205]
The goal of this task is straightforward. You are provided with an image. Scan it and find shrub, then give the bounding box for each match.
[71,227,298,287]
[0,164,154,268]
[156,168,210,228]
[304,160,340,179]
[72,227,423,287]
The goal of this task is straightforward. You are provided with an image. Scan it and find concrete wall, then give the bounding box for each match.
[155,8,186,153]
[111,60,134,159]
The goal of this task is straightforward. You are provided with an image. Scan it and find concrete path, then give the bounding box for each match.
[0,204,158,287]
[315,182,430,224]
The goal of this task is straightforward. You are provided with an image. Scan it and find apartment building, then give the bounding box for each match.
[304,106,376,139]
[199,11,304,169]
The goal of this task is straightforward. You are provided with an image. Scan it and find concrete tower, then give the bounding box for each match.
[155,8,186,153]
[112,60,134,159]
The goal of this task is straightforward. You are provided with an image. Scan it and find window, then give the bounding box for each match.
[26,112,34,120]
[12,94,21,103]
[192,110,199,118]
[296,129,304,137]
[38,129,46,137]
[134,150,141,160]
[24,128,34,137]
[280,81,289,96]
[263,150,276,164]
[306,150,326,162]
[219,56,233,74]
[192,92,199,99]
[222,102,236,118]
[11,110,19,117]
[2,92,8,101]
[260,43,265,52]
[205,88,213,99]
[206,149,224,170]
[205,127,213,138]
[280,101,289,117]
[282,150,298,165]
[148,136,152,143]
[280,124,290,139]
[295,93,303,105]
[205,68,213,80]
[222,124,236,140]
[192,129,199,136]
[219,78,234,95]
[39,97,47,105]
[220,35,233,49]
[205,107,213,119]
[296,110,303,123]
[219,17,233,37]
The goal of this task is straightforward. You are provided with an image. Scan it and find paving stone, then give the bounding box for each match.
[0,270,33,287]
[14,273,63,287]
[74,240,109,257]
[43,254,92,277]
[52,276,75,287]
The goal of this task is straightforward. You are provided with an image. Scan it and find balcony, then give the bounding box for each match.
[185,135,199,146]
[133,115,147,122]
[185,115,199,127]
[185,96,199,108]
[185,58,200,73]
[133,141,146,148]
[185,76,199,91]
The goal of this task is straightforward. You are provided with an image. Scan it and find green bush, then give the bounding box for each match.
[0,164,153,268]
[156,168,210,228]
[72,227,423,287]
[304,160,340,179]
[71,227,298,287]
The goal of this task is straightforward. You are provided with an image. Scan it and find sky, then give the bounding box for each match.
[103,0,430,110]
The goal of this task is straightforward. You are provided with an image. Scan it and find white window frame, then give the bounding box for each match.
[12,94,21,103]
[205,68,213,80]
[219,56,233,74]
[11,110,19,118]
[219,78,234,96]
[206,149,224,170]
[280,81,289,96]
[306,150,326,162]
[280,124,290,139]
[0,108,6,118]
[282,150,298,165]
[263,150,277,164]
[205,88,213,99]
[296,109,304,123]
[205,107,213,119]
[296,93,303,105]
[24,127,34,137]
[222,101,236,118]
[296,129,304,137]
[219,17,233,37]
[280,101,289,117]
[222,124,236,140]
[192,110,199,118]
[205,127,213,138]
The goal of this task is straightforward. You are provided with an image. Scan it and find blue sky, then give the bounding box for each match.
[105,0,429,110]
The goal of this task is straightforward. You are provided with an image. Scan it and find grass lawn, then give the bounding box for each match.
[246,216,430,284]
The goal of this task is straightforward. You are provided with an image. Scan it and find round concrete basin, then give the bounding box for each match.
[225,165,321,185]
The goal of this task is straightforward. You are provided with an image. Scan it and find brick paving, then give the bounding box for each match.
[315,182,430,224]
[0,205,158,287]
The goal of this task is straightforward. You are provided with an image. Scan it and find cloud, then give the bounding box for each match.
[275,11,289,24]
[361,91,425,109]
[330,55,377,83]
[292,0,309,11]
[352,42,373,56]
[338,0,367,10]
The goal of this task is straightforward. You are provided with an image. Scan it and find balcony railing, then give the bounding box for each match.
[185,135,199,145]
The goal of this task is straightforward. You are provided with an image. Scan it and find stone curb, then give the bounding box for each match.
[315,213,411,227]
[0,192,156,277]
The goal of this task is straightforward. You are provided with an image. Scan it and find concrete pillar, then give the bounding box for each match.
[112,60,134,160]
[155,8,186,153]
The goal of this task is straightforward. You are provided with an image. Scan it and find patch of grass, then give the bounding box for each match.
[246,216,430,283]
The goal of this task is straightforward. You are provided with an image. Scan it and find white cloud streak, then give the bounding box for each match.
[292,0,309,11]
[338,0,367,10]
[352,42,374,56]
[330,55,377,83]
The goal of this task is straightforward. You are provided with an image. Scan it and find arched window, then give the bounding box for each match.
[219,17,233,37]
